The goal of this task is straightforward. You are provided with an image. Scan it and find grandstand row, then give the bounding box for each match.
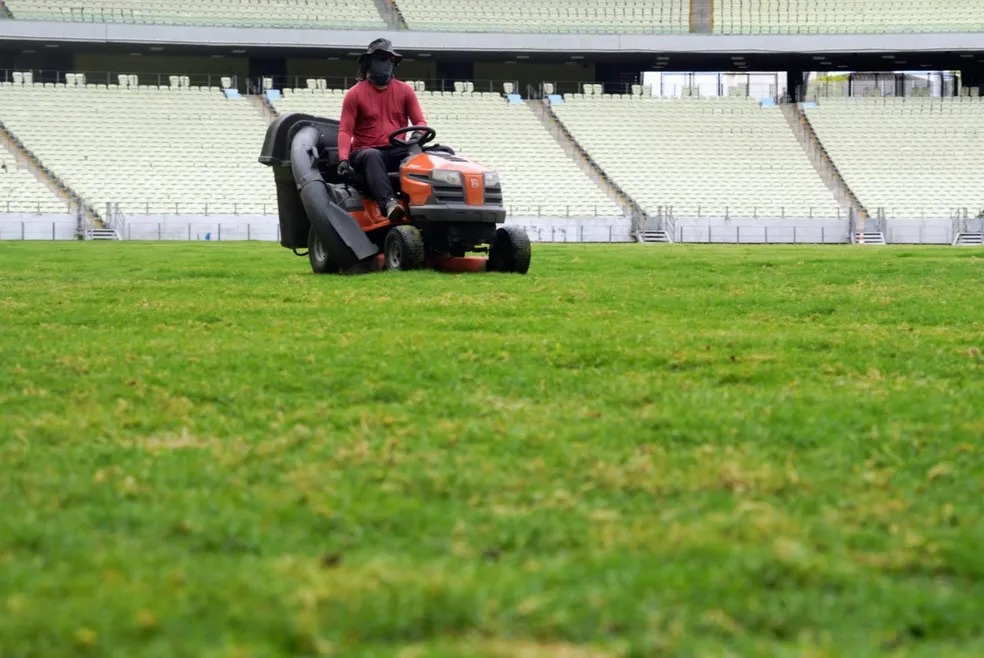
[3,0,983,33]
[1,74,982,227]
[0,0,982,243]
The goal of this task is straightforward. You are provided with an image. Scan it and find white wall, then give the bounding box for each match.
[672,217,850,243]
[0,214,77,240]
[118,215,279,241]
[506,216,633,242]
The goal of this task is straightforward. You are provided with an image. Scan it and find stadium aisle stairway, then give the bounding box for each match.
[804,97,984,219]
[0,76,275,215]
[0,147,69,214]
[714,0,984,34]
[2,0,386,28]
[272,83,622,217]
[393,0,689,33]
[550,92,841,219]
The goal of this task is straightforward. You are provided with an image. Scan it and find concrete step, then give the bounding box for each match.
[954,232,983,246]
[856,232,886,245]
[85,228,120,240]
[642,230,671,243]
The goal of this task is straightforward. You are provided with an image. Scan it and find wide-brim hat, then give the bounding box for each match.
[358,38,403,64]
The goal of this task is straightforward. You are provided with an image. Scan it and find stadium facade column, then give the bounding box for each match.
[596,61,645,95]
[436,60,474,94]
[961,65,983,95]
[0,50,72,82]
[249,57,286,86]
[786,68,806,102]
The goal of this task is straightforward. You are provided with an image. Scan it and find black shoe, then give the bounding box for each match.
[384,199,406,223]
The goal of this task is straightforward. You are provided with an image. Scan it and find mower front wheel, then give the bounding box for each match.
[384,225,425,271]
[308,225,341,274]
[488,225,531,274]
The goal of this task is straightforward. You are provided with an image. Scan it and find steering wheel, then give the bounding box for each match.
[389,125,437,148]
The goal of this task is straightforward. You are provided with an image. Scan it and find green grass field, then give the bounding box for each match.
[1,242,983,658]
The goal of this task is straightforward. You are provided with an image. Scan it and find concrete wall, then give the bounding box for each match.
[4,21,984,56]
[283,57,437,85]
[118,215,634,242]
[119,215,279,241]
[73,54,249,85]
[672,217,851,243]
[1,214,961,245]
[474,61,597,94]
[0,214,78,240]
[886,219,954,244]
[506,216,632,242]
[668,216,956,244]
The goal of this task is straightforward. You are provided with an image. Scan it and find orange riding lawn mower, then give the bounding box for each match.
[259,113,530,274]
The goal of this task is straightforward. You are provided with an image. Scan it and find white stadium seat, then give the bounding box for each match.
[715,0,984,34]
[382,0,687,33]
[272,85,622,217]
[0,148,69,214]
[805,97,984,218]
[3,0,386,28]
[0,80,274,215]
[552,95,841,218]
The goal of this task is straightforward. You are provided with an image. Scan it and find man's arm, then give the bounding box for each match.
[338,90,358,161]
[406,87,427,127]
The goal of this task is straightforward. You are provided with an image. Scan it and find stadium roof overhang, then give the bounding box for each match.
[1,21,983,72]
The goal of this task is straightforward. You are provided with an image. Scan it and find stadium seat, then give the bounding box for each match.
[804,97,984,218]
[395,0,689,33]
[3,0,386,29]
[551,95,841,218]
[271,84,622,217]
[715,0,984,34]
[0,149,69,214]
[0,80,274,215]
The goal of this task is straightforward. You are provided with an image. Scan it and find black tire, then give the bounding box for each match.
[308,225,341,274]
[383,225,425,271]
[488,225,531,274]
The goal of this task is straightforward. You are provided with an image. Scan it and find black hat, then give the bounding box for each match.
[358,38,402,64]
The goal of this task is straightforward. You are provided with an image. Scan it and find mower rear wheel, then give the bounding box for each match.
[308,225,341,274]
[488,225,531,274]
[383,225,425,271]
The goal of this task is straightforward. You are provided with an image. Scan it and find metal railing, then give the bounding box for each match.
[0,201,79,214]
[16,6,384,29]
[251,75,521,96]
[808,72,962,101]
[673,224,848,244]
[1,69,238,90]
[538,75,783,101]
[648,206,847,220]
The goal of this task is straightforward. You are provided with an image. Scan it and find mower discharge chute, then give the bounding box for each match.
[258,112,530,275]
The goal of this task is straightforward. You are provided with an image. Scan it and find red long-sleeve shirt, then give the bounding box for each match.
[337,79,427,161]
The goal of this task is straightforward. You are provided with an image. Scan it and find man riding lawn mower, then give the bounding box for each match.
[258,38,531,275]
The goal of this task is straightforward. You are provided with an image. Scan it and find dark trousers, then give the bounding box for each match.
[350,144,457,213]
[350,145,410,213]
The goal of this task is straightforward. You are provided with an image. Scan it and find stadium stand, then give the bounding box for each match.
[804,97,984,219]
[550,91,841,218]
[714,0,984,34]
[2,0,386,28]
[394,0,689,33]
[0,74,273,215]
[271,82,622,217]
[0,148,69,214]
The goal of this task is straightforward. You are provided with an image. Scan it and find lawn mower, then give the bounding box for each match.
[258,113,530,275]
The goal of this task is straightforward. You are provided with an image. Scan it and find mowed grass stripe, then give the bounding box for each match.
[0,242,982,657]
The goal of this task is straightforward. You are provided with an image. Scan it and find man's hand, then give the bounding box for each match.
[337,160,353,178]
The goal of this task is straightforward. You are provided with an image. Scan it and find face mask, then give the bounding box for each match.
[368,58,394,86]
